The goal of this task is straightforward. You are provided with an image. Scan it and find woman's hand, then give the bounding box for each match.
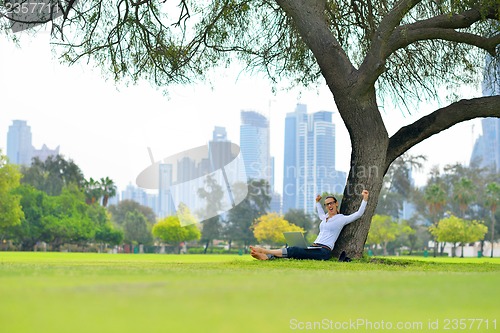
[362,190,369,201]
[315,194,322,203]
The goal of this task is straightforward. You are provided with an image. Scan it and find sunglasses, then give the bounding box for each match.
[324,201,336,206]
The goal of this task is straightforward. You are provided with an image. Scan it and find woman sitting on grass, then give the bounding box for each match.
[250,189,369,261]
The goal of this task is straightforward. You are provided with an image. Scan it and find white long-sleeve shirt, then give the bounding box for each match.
[313,200,367,250]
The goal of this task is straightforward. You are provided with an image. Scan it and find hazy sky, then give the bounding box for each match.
[0,31,482,195]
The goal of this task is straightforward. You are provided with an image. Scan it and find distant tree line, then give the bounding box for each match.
[367,153,499,257]
[0,152,124,251]
[1,149,497,256]
[0,150,311,253]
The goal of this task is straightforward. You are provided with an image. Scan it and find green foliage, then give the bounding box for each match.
[226,180,271,246]
[9,184,120,250]
[176,203,197,227]
[83,176,117,207]
[197,174,223,242]
[424,183,447,220]
[100,176,117,207]
[95,221,123,246]
[10,185,47,250]
[430,215,488,256]
[367,214,413,255]
[0,153,24,233]
[376,153,426,217]
[252,213,304,245]
[452,177,476,217]
[33,0,497,107]
[108,200,156,226]
[20,155,85,196]
[430,215,464,245]
[153,215,201,245]
[122,211,153,245]
[465,220,488,243]
[484,182,500,253]
[284,208,315,234]
[485,182,500,213]
[42,187,96,248]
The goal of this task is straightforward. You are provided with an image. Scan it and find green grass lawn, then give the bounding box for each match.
[0,252,499,333]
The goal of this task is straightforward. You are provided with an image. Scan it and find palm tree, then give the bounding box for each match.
[100,177,117,208]
[452,177,477,257]
[83,177,103,205]
[452,177,476,218]
[424,183,447,257]
[484,182,500,258]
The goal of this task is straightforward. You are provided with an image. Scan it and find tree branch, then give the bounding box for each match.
[386,96,500,168]
[389,8,500,56]
[359,3,500,92]
[275,0,356,91]
[357,0,422,92]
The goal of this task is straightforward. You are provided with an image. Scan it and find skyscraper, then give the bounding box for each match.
[470,56,500,172]
[283,104,346,214]
[212,126,228,142]
[147,126,248,223]
[7,120,33,165]
[470,118,500,172]
[239,110,272,187]
[6,120,59,166]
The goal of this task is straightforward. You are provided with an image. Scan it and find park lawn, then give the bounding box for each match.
[0,252,499,333]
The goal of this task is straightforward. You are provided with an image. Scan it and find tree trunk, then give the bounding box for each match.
[203,239,210,254]
[491,210,496,258]
[439,242,446,256]
[331,93,389,259]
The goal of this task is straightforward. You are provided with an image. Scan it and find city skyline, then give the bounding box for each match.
[0,33,485,197]
[6,119,60,165]
[282,104,347,215]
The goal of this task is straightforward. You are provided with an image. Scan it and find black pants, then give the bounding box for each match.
[284,246,332,260]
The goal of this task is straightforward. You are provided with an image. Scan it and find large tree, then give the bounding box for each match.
[20,155,85,196]
[0,152,24,238]
[3,0,500,257]
[108,199,156,226]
